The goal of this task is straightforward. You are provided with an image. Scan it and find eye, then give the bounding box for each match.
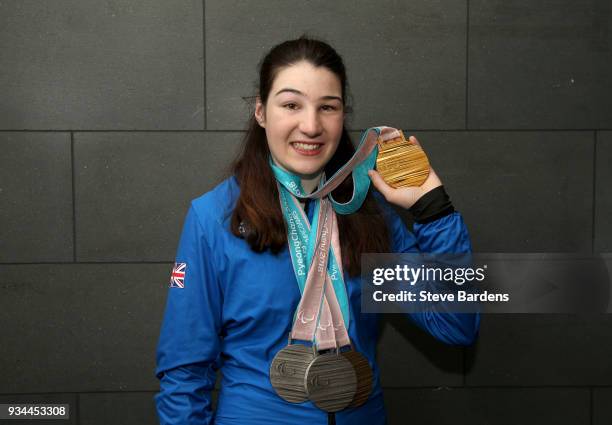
[283,102,299,110]
[321,104,339,112]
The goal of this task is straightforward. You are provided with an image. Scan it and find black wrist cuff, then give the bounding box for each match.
[409,185,455,224]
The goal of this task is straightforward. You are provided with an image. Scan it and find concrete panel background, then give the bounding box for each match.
[1,0,610,424]
[0,0,204,130]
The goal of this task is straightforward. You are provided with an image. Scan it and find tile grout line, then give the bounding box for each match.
[465,0,470,130]
[202,0,207,131]
[592,131,597,254]
[0,261,174,265]
[381,385,606,390]
[0,391,160,396]
[71,131,76,263]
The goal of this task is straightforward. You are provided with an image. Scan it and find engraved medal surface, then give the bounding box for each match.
[376,130,430,188]
[305,352,357,412]
[342,349,373,408]
[270,344,315,403]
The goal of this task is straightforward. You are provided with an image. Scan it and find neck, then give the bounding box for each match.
[269,155,322,195]
[300,173,321,195]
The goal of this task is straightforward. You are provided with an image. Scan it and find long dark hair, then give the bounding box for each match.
[230,35,391,277]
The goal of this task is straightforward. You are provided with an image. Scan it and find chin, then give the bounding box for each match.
[288,161,327,177]
[289,168,322,179]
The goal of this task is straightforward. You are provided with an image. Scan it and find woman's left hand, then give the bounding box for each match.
[367,135,443,209]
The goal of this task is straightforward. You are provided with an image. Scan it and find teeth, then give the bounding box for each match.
[293,143,322,151]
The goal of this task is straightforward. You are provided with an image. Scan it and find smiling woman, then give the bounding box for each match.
[154,35,480,425]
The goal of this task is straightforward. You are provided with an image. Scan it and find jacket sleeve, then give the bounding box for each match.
[154,203,224,425]
[373,187,481,346]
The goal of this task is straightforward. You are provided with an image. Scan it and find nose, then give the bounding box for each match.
[298,106,323,137]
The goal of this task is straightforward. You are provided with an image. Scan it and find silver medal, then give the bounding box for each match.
[304,351,357,412]
[270,343,315,403]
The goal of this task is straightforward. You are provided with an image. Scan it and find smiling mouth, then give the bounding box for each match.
[291,141,324,152]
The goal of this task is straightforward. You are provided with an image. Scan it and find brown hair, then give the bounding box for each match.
[229,35,391,277]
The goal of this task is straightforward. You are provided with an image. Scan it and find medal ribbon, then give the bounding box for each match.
[271,126,403,350]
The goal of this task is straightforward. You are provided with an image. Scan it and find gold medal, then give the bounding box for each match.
[376,130,430,188]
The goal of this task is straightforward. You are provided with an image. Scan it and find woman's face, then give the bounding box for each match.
[255,61,344,179]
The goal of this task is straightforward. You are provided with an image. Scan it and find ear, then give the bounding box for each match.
[254,96,266,128]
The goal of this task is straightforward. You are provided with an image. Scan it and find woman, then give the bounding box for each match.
[155,35,479,425]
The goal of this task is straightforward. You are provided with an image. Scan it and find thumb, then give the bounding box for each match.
[368,169,395,201]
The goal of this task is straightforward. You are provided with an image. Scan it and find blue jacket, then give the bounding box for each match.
[155,176,480,425]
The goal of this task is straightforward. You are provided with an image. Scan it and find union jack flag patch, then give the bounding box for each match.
[169,262,187,288]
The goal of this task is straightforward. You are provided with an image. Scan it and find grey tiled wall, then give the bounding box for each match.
[1,1,611,424]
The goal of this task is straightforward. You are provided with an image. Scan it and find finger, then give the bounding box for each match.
[408,135,422,147]
[368,169,395,200]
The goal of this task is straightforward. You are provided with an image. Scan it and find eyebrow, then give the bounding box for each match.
[274,88,342,102]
